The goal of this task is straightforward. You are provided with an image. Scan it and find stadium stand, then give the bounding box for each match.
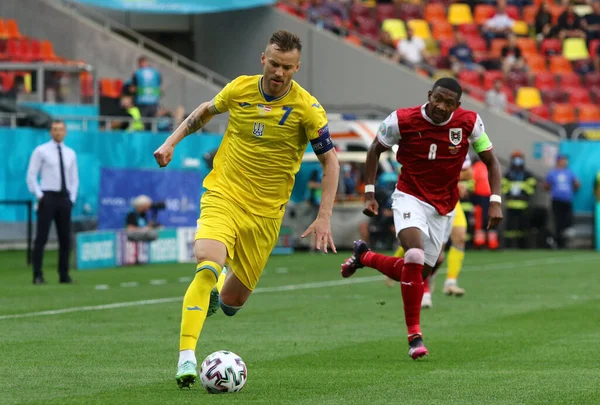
[277,0,600,131]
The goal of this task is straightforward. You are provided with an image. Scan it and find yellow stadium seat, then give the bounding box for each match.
[407,19,431,40]
[448,4,473,25]
[432,69,455,81]
[382,18,407,41]
[563,38,589,61]
[516,87,543,109]
[512,21,529,36]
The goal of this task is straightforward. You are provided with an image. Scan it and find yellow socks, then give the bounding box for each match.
[179,261,222,351]
[394,246,405,258]
[446,246,465,282]
[215,267,226,293]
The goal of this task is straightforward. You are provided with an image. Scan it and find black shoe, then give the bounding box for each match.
[59,277,74,284]
[33,277,46,285]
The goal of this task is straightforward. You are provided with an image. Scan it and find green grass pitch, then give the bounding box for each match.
[1,249,599,404]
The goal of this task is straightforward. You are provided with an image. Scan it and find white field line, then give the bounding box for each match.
[0,253,596,321]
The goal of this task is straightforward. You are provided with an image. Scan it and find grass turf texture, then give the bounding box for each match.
[1,249,599,404]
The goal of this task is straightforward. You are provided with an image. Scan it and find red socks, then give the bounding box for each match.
[401,262,424,336]
[360,252,404,281]
[423,277,430,294]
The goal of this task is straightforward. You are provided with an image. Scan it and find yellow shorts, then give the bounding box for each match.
[195,190,282,291]
[452,201,467,229]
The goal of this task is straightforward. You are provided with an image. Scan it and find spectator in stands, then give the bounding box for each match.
[448,32,483,75]
[342,164,357,196]
[583,1,600,46]
[535,2,555,42]
[556,5,586,40]
[306,0,348,34]
[130,56,162,118]
[113,95,144,132]
[394,27,430,70]
[501,34,526,74]
[482,0,515,46]
[485,79,508,112]
[544,154,580,249]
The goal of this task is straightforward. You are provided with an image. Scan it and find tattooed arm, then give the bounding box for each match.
[154,99,221,167]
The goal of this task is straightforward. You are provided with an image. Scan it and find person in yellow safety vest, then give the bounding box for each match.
[501,150,537,249]
[119,95,144,132]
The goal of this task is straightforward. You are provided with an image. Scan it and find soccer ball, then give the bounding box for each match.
[199,350,247,394]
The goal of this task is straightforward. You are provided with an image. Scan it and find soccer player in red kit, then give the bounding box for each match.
[341,78,503,359]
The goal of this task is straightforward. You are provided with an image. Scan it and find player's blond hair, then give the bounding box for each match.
[268,30,302,53]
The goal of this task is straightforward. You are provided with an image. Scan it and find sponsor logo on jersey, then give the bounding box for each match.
[238,102,251,107]
[449,128,462,145]
[448,145,462,155]
[318,124,329,136]
[257,104,272,112]
[379,122,387,137]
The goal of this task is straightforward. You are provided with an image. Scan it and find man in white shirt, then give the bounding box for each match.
[26,120,79,284]
[483,1,515,45]
[395,27,429,69]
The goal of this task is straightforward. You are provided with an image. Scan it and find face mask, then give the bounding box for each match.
[512,157,524,166]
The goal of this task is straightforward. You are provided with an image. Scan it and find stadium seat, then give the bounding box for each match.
[0,19,7,40]
[100,78,117,98]
[562,38,589,61]
[490,39,508,59]
[516,87,542,109]
[5,19,21,39]
[529,105,551,123]
[468,36,488,60]
[407,19,431,40]
[114,79,124,97]
[549,56,573,74]
[350,4,372,22]
[425,3,446,22]
[590,86,600,102]
[356,16,379,37]
[512,21,529,36]
[517,37,538,57]
[432,20,454,41]
[376,4,399,23]
[503,86,515,104]
[506,71,529,89]
[6,39,22,61]
[551,103,575,124]
[458,70,481,87]
[17,38,32,62]
[30,39,41,61]
[559,72,581,87]
[474,4,495,25]
[467,87,486,102]
[438,39,455,57]
[80,72,94,99]
[541,39,562,56]
[549,5,565,24]
[526,54,547,73]
[535,72,556,90]
[506,5,521,20]
[0,71,15,91]
[400,3,423,20]
[577,103,600,122]
[40,40,59,62]
[382,19,407,41]
[566,87,591,104]
[448,3,473,25]
[483,70,504,90]
[585,72,600,87]
[522,5,537,25]
[541,89,568,104]
[457,23,479,37]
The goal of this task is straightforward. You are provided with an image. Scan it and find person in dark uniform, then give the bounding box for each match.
[502,150,537,249]
[26,120,79,284]
[126,195,152,230]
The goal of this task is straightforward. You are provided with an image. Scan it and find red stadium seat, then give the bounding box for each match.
[529,105,551,122]
[6,38,22,61]
[424,3,446,23]
[549,56,573,74]
[100,78,117,98]
[399,3,423,20]
[585,72,600,87]
[376,4,399,23]
[490,38,508,58]
[559,72,581,87]
[506,71,530,89]
[590,86,600,102]
[438,39,455,57]
[503,86,515,104]
[517,37,537,56]
[432,21,454,41]
[590,39,600,58]
[541,38,562,56]
[522,5,537,25]
[483,70,504,90]
[542,88,568,104]
[18,38,33,62]
[458,70,481,87]
[474,4,495,25]
[29,39,42,61]
[535,72,556,90]
[458,23,479,37]
[566,87,591,104]
[41,40,59,62]
[526,54,547,73]
[356,16,379,37]
[506,5,521,20]
[350,4,371,22]
[80,72,94,99]
[5,19,22,39]
[0,18,7,40]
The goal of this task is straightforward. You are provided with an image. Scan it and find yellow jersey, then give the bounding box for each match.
[204,75,330,219]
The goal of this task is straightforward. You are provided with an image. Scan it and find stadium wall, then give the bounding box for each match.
[191,7,559,181]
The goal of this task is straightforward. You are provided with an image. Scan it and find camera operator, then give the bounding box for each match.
[126,194,153,230]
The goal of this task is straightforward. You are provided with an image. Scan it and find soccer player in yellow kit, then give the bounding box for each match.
[153,30,340,389]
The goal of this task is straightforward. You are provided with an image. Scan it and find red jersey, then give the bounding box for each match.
[377,104,489,215]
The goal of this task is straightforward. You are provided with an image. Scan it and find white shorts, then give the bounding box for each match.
[391,190,454,267]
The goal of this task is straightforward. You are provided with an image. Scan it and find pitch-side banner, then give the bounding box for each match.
[70,0,275,13]
[97,167,201,230]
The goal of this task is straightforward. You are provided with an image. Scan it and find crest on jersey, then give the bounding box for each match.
[253,122,265,137]
[449,128,462,145]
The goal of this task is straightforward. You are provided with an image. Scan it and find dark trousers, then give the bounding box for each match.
[552,199,573,249]
[32,191,72,281]
[504,208,529,249]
